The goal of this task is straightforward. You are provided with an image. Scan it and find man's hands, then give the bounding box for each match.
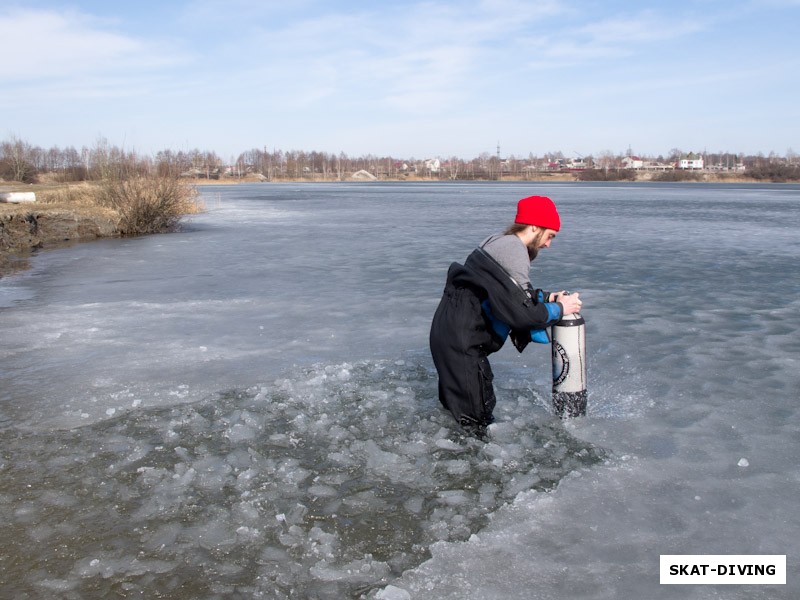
[551,290,583,315]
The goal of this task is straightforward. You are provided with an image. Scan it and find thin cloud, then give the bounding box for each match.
[0,8,187,82]
[750,0,800,6]
[576,10,706,44]
[179,0,317,25]
[222,1,566,114]
[520,9,709,68]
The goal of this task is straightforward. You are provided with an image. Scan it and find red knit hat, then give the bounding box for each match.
[514,195,561,231]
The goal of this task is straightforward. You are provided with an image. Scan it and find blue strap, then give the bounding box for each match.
[530,328,550,344]
[481,299,510,340]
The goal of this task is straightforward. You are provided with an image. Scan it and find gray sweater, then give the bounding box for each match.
[479,233,531,288]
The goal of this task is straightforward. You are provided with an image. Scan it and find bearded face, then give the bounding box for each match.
[526,228,549,261]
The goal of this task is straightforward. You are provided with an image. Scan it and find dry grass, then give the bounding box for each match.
[1,182,113,222]
[35,181,106,207]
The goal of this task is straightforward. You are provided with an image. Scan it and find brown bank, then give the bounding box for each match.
[0,202,120,277]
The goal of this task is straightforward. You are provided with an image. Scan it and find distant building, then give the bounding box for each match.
[622,156,644,170]
[679,153,704,170]
[424,158,441,173]
[567,157,588,170]
[642,161,673,171]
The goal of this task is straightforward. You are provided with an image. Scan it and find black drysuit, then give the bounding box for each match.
[429,247,562,431]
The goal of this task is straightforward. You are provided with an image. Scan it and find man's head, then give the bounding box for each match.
[510,195,560,260]
[514,195,561,231]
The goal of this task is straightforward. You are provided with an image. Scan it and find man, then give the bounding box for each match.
[429,195,582,435]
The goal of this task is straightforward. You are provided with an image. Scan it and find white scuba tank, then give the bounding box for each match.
[551,311,587,417]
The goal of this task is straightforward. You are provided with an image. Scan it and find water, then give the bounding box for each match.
[1,182,799,598]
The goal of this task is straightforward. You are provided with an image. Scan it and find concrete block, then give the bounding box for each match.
[0,192,37,203]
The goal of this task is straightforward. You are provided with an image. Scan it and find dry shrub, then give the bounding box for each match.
[98,176,201,235]
[576,168,637,181]
[652,170,705,182]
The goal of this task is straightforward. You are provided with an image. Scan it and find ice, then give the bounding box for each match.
[309,483,339,497]
[2,357,605,596]
[376,584,412,600]
[437,490,470,506]
[434,438,462,451]
[35,578,77,592]
[2,182,799,598]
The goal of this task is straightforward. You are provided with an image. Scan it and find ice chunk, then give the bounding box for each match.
[376,584,412,600]
[285,503,308,525]
[35,579,77,592]
[309,556,389,583]
[189,517,237,550]
[439,459,470,476]
[225,423,256,443]
[363,440,415,482]
[308,484,338,497]
[434,438,462,451]
[437,490,470,506]
[404,496,424,514]
[193,456,233,489]
[236,526,262,542]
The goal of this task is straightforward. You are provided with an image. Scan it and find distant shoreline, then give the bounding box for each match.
[0,174,794,278]
[182,172,768,185]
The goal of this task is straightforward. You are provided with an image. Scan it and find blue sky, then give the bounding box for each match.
[2,0,799,160]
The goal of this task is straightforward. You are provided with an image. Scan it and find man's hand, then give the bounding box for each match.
[552,290,582,315]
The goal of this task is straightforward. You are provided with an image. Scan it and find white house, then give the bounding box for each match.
[679,155,704,170]
[424,158,441,173]
[622,156,644,169]
[566,157,588,170]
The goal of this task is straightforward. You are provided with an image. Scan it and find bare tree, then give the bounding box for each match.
[595,150,616,172]
[0,135,38,182]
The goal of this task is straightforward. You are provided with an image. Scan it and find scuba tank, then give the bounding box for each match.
[551,311,587,417]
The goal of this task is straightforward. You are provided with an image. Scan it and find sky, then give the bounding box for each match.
[2,0,799,161]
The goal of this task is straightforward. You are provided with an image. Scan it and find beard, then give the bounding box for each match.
[525,229,547,261]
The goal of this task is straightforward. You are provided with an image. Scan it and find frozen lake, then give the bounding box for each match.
[1,181,798,598]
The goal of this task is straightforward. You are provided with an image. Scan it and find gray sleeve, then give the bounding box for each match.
[480,234,531,287]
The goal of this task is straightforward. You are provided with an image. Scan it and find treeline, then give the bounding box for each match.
[0,136,224,183]
[0,135,517,183]
[2,135,799,184]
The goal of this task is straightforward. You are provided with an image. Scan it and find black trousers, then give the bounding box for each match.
[434,352,496,430]
[430,287,497,430]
